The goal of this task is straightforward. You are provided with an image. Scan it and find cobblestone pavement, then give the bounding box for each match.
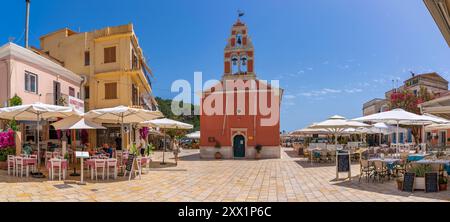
[0,148,448,202]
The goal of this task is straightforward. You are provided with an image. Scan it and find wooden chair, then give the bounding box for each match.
[15,157,25,177]
[373,161,388,183]
[49,159,65,181]
[94,159,106,180]
[7,155,15,176]
[106,159,117,180]
[359,159,373,182]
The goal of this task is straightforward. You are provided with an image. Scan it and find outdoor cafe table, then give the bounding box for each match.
[21,157,37,177]
[368,158,401,176]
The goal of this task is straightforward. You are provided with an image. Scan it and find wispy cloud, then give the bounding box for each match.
[284,94,296,99]
[299,87,363,98]
[283,101,296,106]
[345,88,362,93]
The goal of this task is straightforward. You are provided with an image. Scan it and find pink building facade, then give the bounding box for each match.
[0,42,82,107]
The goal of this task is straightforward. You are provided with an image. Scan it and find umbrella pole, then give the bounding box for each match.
[121,115,125,151]
[162,129,166,165]
[396,121,399,153]
[422,123,426,153]
[36,113,41,173]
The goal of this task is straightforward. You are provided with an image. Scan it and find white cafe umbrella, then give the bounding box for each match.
[185,131,200,139]
[51,115,106,180]
[352,109,441,152]
[0,103,79,170]
[51,115,106,130]
[309,115,370,146]
[290,124,333,135]
[85,106,162,150]
[141,118,193,164]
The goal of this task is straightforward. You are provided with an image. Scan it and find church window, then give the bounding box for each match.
[236,34,243,47]
[240,56,248,73]
[231,55,239,74]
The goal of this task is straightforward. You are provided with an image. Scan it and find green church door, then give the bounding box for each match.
[233,135,245,158]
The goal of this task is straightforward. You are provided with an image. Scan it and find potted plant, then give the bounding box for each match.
[255,144,262,159]
[409,164,433,190]
[145,143,155,157]
[214,141,222,159]
[439,176,448,191]
[396,177,403,190]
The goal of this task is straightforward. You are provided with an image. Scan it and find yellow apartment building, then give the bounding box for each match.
[39,24,158,148]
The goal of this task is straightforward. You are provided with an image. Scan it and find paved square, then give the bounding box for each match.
[0,148,448,202]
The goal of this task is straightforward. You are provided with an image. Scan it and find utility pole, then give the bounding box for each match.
[25,0,31,48]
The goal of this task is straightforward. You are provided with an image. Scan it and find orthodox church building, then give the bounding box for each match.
[200,18,283,159]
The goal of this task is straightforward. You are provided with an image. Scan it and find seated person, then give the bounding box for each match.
[101,143,113,158]
[22,140,33,155]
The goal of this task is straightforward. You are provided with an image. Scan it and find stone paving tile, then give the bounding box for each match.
[0,148,448,202]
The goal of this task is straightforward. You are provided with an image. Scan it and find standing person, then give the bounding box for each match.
[115,136,122,151]
[172,140,180,165]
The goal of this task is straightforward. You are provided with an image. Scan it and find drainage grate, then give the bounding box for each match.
[54,184,72,189]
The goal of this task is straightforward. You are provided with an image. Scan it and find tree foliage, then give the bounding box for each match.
[7,94,22,131]
[388,86,434,144]
[155,97,200,132]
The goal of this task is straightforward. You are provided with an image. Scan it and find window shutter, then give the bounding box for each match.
[104,47,116,63]
[105,82,117,99]
[84,51,90,66]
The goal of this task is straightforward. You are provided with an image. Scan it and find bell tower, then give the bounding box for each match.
[223,16,255,79]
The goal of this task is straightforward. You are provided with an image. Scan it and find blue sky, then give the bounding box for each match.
[1,0,450,132]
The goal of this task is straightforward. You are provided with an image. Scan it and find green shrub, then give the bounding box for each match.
[0,148,15,161]
[409,164,433,177]
[145,143,155,156]
[440,176,448,184]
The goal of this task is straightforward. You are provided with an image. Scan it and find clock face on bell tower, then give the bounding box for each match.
[223,19,255,79]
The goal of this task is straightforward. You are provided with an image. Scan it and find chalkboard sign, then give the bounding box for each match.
[425,172,438,193]
[402,172,415,192]
[125,154,136,172]
[337,153,350,172]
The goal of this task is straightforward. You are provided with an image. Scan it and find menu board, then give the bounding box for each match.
[75,151,89,158]
[402,172,415,192]
[425,172,438,193]
[337,153,350,172]
[125,154,136,172]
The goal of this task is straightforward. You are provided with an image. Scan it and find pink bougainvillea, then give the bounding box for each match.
[0,129,15,149]
[139,127,150,140]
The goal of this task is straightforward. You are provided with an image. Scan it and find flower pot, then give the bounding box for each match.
[415,177,425,190]
[0,161,7,170]
[214,151,222,159]
[439,183,447,191]
[255,152,261,160]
